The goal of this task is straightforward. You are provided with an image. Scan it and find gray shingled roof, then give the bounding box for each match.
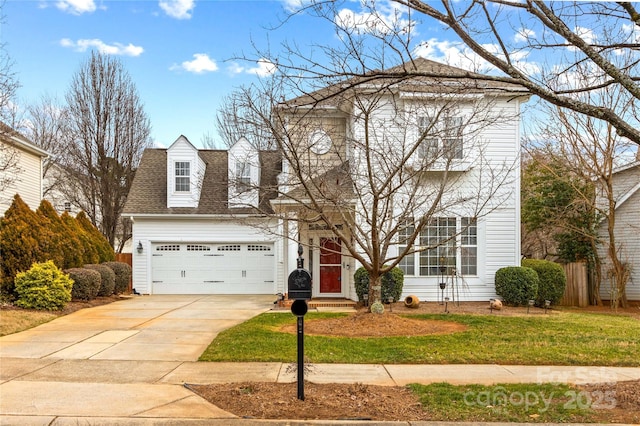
[281,58,528,108]
[123,148,281,216]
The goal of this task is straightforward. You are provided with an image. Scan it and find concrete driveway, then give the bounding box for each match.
[0,294,276,362]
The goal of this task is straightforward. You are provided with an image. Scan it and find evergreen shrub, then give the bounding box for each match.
[65,268,101,301]
[354,266,404,303]
[14,261,73,310]
[84,264,116,296]
[522,259,566,306]
[102,261,131,294]
[495,266,539,306]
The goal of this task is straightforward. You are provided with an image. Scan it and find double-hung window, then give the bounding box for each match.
[398,217,477,277]
[175,161,190,192]
[236,161,251,190]
[417,114,464,160]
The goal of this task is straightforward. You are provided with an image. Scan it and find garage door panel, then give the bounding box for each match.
[150,242,274,294]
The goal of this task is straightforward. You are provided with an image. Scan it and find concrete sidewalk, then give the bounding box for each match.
[1,295,639,425]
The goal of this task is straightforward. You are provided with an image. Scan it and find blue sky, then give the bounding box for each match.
[2,0,638,158]
[3,0,323,147]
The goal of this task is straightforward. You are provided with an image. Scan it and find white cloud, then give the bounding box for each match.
[514,28,535,43]
[413,38,540,75]
[335,1,415,38]
[60,38,144,56]
[226,59,277,77]
[246,59,277,77]
[55,0,97,15]
[171,53,218,74]
[159,0,195,20]
[227,62,245,75]
[280,0,306,13]
[574,26,596,44]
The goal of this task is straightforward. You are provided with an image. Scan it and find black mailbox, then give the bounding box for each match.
[288,269,312,300]
[287,243,312,300]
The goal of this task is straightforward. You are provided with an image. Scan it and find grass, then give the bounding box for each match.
[408,382,594,423]
[0,309,58,336]
[199,311,640,366]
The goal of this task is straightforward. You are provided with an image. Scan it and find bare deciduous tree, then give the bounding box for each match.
[223,19,526,306]
[389,0,640,147]
[63,51,151,249]
[24,94,69,199]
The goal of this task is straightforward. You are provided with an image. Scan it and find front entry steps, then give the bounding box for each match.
[308,299,357,309]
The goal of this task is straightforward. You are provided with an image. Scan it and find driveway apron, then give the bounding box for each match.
[0,294,275,362]
[0,295,276,423]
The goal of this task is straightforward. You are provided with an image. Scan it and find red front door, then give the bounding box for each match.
[319,237,342,293]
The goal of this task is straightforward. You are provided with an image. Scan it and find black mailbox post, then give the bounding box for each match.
[288,243,312,400]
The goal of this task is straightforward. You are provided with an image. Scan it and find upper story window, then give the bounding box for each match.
[236,161,251,190]
[175,161,190,192]
[418,115,464,160]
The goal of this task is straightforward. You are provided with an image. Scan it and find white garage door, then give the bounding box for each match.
[150,243,275,294]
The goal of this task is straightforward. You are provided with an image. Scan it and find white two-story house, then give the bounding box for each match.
[0,123,49,216]
[124,59,528,301]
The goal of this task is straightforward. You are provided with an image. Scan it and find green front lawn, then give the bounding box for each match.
[200,311,640,365]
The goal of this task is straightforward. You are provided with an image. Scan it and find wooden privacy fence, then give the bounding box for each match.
[115,253,133,293]
[560,262,589,307]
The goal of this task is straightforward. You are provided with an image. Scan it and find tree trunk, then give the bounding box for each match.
[368,273,382,310]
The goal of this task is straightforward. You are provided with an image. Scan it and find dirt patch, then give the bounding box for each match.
[188,381,430,421]
[188,380,640,422]
[280,310,467,337]
[580,380,640,424]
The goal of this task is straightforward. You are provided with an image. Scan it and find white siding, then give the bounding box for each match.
[131,217,283,295]
[378,96,522,301]
[0,142,43,215]
[166,136,205,208]
[228,137,260,208]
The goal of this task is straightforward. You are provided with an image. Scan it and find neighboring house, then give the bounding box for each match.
[43,162,82,216]
[124,59,528,300]
[596,160,640,301]
[0,123,49,216]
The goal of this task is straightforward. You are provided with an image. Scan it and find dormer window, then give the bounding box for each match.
[175,161,190,192]
[236,161,251,190]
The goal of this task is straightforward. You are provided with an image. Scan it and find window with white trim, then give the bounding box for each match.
[417,114,464,160]
[398,217,477,277]
[235,161,251,190]
[175,161,190,192]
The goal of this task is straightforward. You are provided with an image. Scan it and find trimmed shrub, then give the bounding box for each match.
[522,259,567,306]
[14,260,73,310]
[84,264,116,296]
[65,268,101,301]
[495,266,539,306]
[354,266,404,303]
[102,261,131,294]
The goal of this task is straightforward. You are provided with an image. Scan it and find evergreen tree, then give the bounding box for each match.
[76,211,115,262]
[61,212,99,265]
[0,195,53,295]
[36,200,84,269]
